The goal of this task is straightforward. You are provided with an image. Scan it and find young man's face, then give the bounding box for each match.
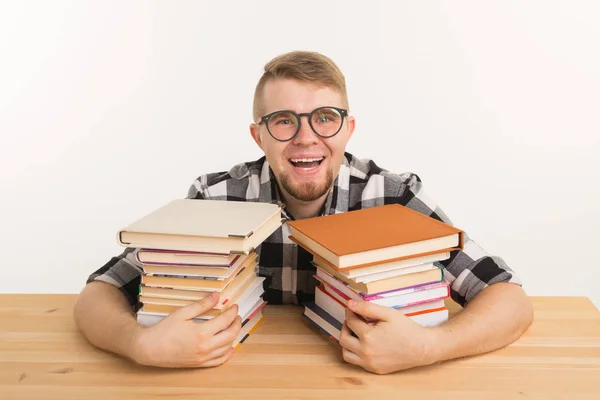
[250,79,355,203]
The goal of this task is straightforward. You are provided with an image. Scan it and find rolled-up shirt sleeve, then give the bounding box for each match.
[396,172,522,307]
[86,247,144,309]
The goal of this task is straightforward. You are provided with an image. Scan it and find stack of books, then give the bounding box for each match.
[116,199,284,348]
[287,204,464,340]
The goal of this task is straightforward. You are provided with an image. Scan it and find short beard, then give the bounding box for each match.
[279,168,334,202]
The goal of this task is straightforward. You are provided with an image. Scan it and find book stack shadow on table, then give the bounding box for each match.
[116,199,284,349]
[287,204,464,340]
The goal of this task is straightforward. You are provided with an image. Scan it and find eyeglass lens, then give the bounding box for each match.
[267,107,344,141]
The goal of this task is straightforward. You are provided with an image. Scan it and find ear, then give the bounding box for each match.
[249,123,264,151]
[346,115,356,140]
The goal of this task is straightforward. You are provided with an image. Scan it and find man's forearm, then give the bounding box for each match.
[429,282,534,363]
[73,281,141,361]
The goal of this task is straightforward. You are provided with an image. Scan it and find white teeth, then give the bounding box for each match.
[290,157,323,162]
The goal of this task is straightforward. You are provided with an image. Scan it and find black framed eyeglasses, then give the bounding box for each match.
[257,106,348,142]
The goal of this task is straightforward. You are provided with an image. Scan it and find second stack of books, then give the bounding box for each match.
[287,204,464,340]
[116,199,284,348]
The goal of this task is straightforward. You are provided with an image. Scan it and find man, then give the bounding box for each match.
[74,50,533,374]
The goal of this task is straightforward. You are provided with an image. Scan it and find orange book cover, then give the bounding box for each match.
[287,204,464,269]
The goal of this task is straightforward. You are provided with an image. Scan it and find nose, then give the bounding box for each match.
[292,115,319,145]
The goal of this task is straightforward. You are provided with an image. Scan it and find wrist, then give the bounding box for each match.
[120,320,147,365]
[426,325,449,365]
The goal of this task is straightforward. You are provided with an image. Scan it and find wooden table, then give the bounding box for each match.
[1,295,599,399]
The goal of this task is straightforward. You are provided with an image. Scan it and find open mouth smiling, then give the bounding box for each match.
[289,157,324,171]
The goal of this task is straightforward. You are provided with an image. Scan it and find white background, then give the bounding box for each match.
[1,1,598,308]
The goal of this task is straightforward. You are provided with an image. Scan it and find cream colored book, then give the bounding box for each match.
[339,251,451,279]
[117,199,284,253]
[136,249,236,266]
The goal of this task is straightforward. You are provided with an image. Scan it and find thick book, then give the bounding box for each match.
[314,259,444,295]
[136,248,238,267]
[287,204,463,269]
[117,199,284,253]
[142,252,256,279]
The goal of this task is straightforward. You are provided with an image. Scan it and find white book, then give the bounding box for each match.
[233,308,265,348]
[339,252,450,279]
[118,199,284,253]
[354,264,437,283]
[409,309,449,327]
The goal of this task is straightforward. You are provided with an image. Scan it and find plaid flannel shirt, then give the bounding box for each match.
[87,152,521,308]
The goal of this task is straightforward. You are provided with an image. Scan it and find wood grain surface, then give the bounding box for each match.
[1,294,599,399]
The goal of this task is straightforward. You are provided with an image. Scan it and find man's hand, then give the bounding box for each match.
[131,292,242,368]
[338,283,533,375]
[339,299,437,374]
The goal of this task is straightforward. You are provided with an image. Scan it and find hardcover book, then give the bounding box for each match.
[287,204,463,269]
[118,199,284,253]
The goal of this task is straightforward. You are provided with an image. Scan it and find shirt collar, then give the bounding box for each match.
[258,154,352,220]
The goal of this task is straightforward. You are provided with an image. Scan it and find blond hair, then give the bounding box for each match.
[253,51,349,121]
